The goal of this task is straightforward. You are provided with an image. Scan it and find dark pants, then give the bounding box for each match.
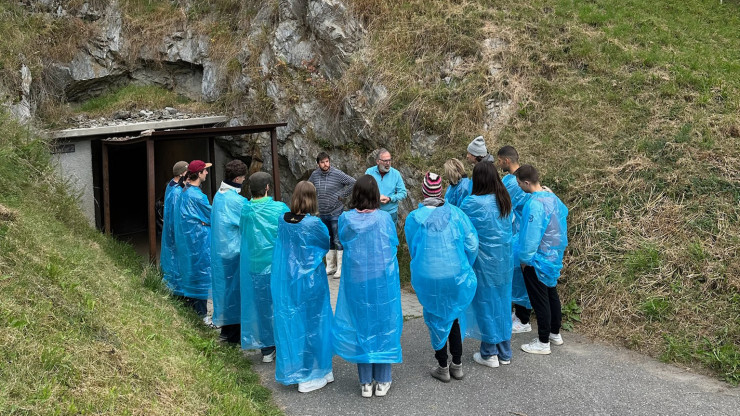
[514,304,531,324]
[522,265,562,343]
[434,319,462,367]
[187,298,207,318]
[320,215,342,250]
[220,324,241,344]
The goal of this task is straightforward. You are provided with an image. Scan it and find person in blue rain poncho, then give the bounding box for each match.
[515,164,569,356]
[240,171,289,363]
[405,172,479,383]
[333,175,402,398]
[160,161,188,296]
[177,160,213,319]
[210,160,248,344]
[496,146,533,333]
[460,161,514,369]
[443,158,472,208]
[271,181,334,393]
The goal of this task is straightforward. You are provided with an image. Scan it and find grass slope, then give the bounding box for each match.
[0,112,280,415]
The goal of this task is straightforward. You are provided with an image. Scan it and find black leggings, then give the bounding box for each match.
[434,319,462,367]
[522,265,562,343]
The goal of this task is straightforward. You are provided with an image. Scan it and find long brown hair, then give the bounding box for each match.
[291,181,319,215]
[471,161,511,218]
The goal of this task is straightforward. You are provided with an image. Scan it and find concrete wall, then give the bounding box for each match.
[52,140,96,226]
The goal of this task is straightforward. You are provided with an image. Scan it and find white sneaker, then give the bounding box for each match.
[324,371,334,383]
[512,320,532,334]
[499,358,511,365]
[298,377,328,393]
[374,381,391,397]
[473,352,499,368]
[361,383,373,398]
[261,350,276,363]
[521,338,551,355]
[549,333,564,346]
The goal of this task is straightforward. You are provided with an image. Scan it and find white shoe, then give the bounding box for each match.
[374,381,391,397]
[521,338,551,355]
[325,250,337,275]
[473,352,499,368]
[549,333,564,346]
[512,320,532,334]
[324,371,334,383]
[261,350,276,363]
[499,358,511,365]
[333,250,343,279]
[298,377,328,393]
[361,383,373,398]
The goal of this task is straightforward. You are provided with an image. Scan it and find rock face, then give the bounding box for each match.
[12,0,513,216]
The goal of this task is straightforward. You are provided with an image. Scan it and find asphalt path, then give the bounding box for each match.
[245,317,739,416]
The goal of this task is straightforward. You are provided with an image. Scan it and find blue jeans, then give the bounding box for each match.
[480,340,512,361]
[357,363,392,384]
[320,215,342,250]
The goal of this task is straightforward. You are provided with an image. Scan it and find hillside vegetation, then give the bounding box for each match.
[0,112,280,414]
[0,0,737,391]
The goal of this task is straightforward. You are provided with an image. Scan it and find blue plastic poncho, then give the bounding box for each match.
[176,185,212,300]
[444,177,472,208]
[460,194,513,344]
[210,183,246,327]
[271,215,333,385]
[240,197,290,349]
[517,191,569,287]
[405,202,479,350]
[333,209,403,363]
[502,174,532,309]
[160,181,183,295]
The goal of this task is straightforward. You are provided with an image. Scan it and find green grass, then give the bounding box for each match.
[77,85,193,114]
[0,111,280,414]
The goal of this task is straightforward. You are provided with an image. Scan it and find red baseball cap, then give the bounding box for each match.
[188,160,213,173]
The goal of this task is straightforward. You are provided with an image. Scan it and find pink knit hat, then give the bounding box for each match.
[422,172,443,198]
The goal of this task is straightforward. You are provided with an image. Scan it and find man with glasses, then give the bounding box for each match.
[365,148,407,224]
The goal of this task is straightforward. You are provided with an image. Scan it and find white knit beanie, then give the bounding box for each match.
[467,136,487,157]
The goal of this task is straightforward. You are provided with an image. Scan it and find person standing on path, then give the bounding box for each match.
[460,162,514,369]
[443,158,473,207]
[405,172,479,383]
[364,148,407,224]
[239,172,290,363]
[466,136,495,165]
[271,181,334,393]
[210,160,248,344]
[496,146,533,333]
[177,160,213,320]
[308,152,356,279]
[515,165,569,355]
[333,175,403,398]
[161,160,188,297]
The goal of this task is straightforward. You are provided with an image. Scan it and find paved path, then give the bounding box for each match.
[244,280,739,416]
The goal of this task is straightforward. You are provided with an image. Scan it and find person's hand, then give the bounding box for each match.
[380,195,390,204]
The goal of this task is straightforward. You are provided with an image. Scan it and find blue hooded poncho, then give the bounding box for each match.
[502,174,532,309]
[333,209,403,363]
[177,185,212,300]
[271,215,333,385]
[239,197,290,349]
[210,183,246,327]
[460,194,513,344]
[516,191,568,287]
[405,202,479,350]
[160,181,183,295]
[444,177,472,208]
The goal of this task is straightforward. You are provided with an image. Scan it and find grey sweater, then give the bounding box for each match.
[308,166,356,216]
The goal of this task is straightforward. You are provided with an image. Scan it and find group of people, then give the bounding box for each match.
[158,136,568,398]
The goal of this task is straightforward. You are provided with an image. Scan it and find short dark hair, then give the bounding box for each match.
[224,160,248,182]
[187,170,202,181]
[316,152,330,164]
[249,172,272,197]
[349,175,380,211]
[496,145,519,163]
[515,164,540,184]
[471,161,511,218]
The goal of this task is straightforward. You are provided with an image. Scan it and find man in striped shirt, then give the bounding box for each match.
[308,152,356,279]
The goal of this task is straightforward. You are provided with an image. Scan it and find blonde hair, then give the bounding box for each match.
[444,158,466,185]
[291,181,319,215]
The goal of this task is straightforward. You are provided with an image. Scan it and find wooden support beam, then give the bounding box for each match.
[102,143,111,235]
[147,138,157,263]
[270,128,281,201]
